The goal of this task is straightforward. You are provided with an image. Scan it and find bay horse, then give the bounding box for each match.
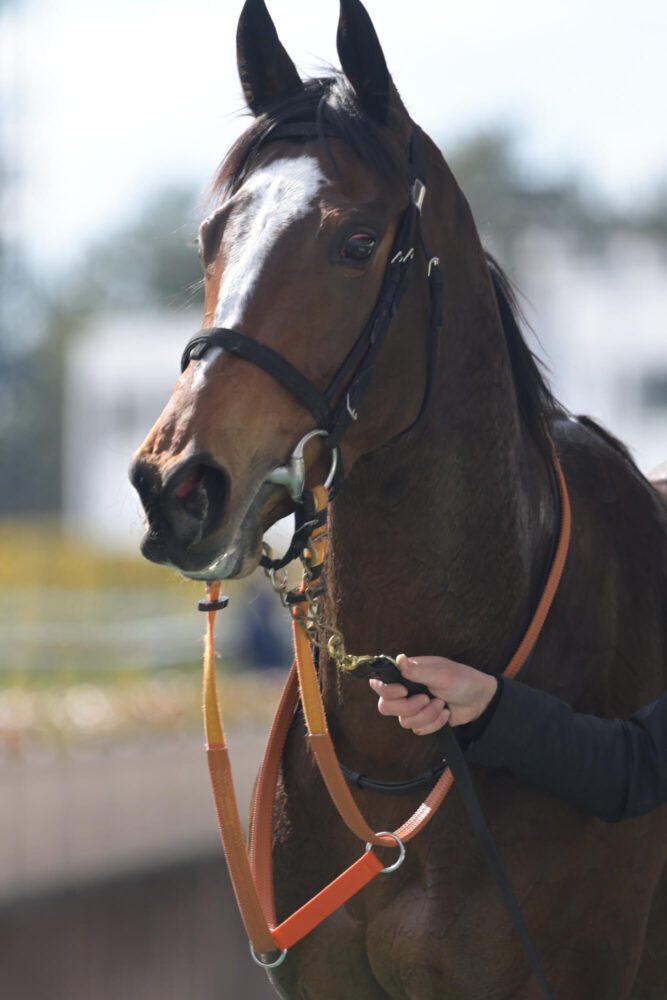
[130,1,667,996]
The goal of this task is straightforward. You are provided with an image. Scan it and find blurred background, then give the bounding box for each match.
[1,0,666,997]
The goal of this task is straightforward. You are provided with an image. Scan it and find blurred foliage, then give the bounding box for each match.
[446,128,626,264]
[70,186,204,313]
[0,185,204,516]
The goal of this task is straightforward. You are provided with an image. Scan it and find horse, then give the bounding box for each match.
[129,1,667,996]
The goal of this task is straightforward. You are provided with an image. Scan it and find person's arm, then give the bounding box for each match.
[465,679,667,821]
[370,656,667,822]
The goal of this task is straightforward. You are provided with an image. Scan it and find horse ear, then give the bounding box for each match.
[236,0,303,116]
[336,0,404,124]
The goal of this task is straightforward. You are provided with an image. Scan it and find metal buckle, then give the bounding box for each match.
[365,830,406,873]
[265,429,339,501]
[412,179,426,213]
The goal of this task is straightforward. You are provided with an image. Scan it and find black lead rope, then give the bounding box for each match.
[440,725,554,1000]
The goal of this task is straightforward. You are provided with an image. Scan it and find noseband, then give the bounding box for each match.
[180,122,443,503]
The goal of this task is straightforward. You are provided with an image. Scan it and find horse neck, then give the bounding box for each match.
[318,180,554,772]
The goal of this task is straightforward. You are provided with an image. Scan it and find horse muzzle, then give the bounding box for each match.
[130,452,239,573]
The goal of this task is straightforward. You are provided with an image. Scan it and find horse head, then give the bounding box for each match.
[130,0,438,579]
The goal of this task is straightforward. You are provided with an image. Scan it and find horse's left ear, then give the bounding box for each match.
[336,0,405,125]
[236,0,303,116]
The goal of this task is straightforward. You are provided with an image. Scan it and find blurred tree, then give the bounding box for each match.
[445,129,620,264]
[635,181,667,245]
[0,185,204,515]
[71,186,204,313]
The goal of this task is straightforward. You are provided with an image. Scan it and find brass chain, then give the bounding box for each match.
[262,533,382,676]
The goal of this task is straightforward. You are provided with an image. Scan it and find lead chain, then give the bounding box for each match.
[262,533,352,671]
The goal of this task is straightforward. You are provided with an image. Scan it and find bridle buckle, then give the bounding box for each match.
[412,178,426,213]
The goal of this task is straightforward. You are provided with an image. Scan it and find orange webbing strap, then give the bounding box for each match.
[504,450,571,680]
[292,612,328,736]
[203,582,276,956]
[248,663,301,929]
[206,746,277,955]
[271,850,383,951]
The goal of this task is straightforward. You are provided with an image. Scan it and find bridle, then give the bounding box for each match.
[180,121,443,550]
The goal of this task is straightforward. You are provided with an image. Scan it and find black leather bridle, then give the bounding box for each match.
[180,122,443,500]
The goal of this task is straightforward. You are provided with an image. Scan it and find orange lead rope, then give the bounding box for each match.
[202,447,571,965]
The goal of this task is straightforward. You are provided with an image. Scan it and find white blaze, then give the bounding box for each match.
[213,156,327,330]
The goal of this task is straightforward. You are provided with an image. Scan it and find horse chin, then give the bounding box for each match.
[180,508,265,582]
[179,475,293,581]
[182,540,261,581]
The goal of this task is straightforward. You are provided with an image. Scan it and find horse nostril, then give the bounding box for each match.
[167,460,230,541]
[129,456,162,522]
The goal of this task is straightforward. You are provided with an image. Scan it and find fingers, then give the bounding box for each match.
[398,698,447,733]
[368,678,407,701]
[368,677,449,736]
[396,653,455,699]
[371,684,431,719]
[410,705,450,736]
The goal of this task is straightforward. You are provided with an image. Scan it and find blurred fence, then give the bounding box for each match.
[0,519,292,999]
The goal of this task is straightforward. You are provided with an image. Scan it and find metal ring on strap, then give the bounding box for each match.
[364,830,406,874]
[249,943,288,969]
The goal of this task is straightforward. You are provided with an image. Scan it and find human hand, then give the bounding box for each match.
[369,654,498,736]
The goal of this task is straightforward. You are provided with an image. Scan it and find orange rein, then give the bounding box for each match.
[201,448,571,964]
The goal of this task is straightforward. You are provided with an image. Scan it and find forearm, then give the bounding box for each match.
[463,680,667,822]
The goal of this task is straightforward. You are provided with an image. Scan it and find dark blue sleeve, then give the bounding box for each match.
[463,679,667,822]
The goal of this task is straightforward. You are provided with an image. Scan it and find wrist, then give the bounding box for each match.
[475,674,499,720]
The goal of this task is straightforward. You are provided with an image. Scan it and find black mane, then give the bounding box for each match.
[485,253,563,450]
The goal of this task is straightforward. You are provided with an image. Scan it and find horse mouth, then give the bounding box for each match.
[137,469,292,582]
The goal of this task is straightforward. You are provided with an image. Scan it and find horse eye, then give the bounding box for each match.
[341,232,377,262]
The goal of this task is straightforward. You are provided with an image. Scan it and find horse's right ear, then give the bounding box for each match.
[336,0,405,125]
[236,0,303,116]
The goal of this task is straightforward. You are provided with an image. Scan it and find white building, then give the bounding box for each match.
[63,311,200,552]
[516,229,667,474]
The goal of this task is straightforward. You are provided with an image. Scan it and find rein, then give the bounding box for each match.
[199,448,570,994]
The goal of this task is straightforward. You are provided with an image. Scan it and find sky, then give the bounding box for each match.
[2,0,667,270]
